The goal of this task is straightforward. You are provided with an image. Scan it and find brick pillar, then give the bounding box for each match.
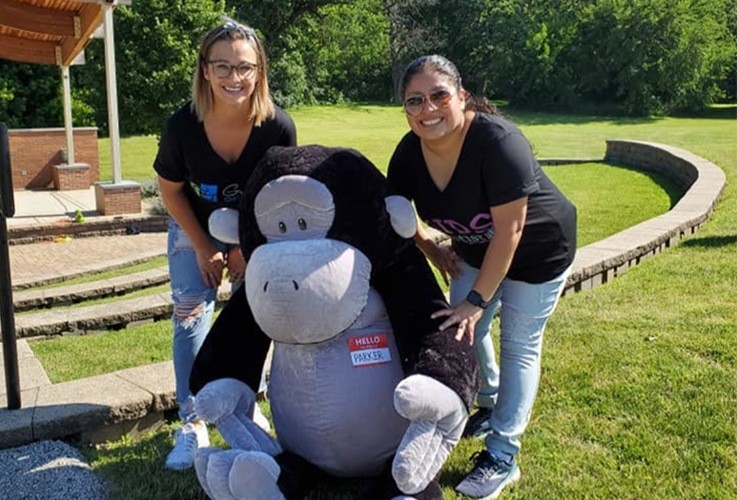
[53,163,90,190]
[94,181,141,215]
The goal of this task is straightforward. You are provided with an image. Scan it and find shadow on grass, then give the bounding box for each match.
[545,160,685,209]
[599,162,685,208]
[344,101,736,125]
[507,108,660,127]
[670,104,737,120]
[681,235,737,249]
[82,426,207,500]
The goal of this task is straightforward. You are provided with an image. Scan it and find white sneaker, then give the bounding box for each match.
[165,421,210,471]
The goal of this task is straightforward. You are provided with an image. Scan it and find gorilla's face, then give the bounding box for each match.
[244,175,371,343]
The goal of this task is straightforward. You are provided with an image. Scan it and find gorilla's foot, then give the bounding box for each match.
[195,448,285,500]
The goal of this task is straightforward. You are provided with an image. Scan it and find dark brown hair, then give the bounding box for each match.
[400,55,498,114]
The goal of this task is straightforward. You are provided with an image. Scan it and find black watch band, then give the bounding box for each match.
[466,290,490,309]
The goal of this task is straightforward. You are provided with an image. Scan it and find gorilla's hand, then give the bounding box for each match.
[195,378,281,456]
[391,374,468,494]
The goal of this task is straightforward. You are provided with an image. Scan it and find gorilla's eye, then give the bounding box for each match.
[298,218,307,230]
[278,221,287,233]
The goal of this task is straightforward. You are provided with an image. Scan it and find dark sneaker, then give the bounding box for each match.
[455,450,520,499]
[463,407,493,438]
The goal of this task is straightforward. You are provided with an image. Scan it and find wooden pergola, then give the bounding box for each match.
[1,0,108,66]
[0,0,131,410]
[0,0,132,182]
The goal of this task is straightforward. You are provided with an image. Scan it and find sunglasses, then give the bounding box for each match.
[208,60,258,79]
[403,89,454,116]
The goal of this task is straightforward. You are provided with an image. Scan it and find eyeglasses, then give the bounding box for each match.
[403,89,454,116]
[208,60,258,79]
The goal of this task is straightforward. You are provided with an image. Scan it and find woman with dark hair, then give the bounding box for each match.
[154,19,296,471]
[388,55,576,498]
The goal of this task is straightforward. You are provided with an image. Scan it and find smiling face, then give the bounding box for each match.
[203,38,259,110]
[402,69,467,144]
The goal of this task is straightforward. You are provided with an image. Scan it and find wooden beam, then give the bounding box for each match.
[0,0,77,37]
[59,4,103,66]
[0,33,56,65]
[69,0,133,5]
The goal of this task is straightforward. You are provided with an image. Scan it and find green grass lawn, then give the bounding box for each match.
[59,104,737,499]
[31,160,673,372]
[31,320,173,382]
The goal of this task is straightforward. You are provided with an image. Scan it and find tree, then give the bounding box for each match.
[74,0,227,135]
[383,0,445,101]
[0,62,64,128]
[227,0,393,106]
[297,0,392,102]
[571,0,737,114]
[226,0,350,60]
[428,0,736,114]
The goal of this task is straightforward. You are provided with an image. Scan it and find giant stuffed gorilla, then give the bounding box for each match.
[189,145,479,499]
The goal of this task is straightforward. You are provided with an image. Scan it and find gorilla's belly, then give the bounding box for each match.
[269,320,409,477]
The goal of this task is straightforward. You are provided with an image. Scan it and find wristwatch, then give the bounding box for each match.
[466,289,491,309]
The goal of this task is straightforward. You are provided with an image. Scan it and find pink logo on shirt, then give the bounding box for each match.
[428,213,494,244]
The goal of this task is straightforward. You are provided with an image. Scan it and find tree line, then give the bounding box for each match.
[1,0,734,135]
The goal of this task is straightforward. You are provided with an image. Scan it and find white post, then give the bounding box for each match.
[103,3,122,184]
[61,65,75,165]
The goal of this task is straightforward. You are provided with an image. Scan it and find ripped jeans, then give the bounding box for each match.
[449,260,572,461]
[168,219,229,422]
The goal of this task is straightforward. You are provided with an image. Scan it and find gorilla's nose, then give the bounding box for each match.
[263,279,300,293]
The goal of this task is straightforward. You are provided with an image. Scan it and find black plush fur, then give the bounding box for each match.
[190,144,479,410]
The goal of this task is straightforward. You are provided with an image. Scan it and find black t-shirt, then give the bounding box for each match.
[388,112,576,283]
[153,103,297,228]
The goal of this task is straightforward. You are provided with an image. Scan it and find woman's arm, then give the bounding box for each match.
[433,196,528,342]
[158,175,226,288]
[413,223,462,285]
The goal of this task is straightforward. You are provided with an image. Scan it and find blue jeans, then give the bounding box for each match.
[449,260,571,461]
[168,219,229,422]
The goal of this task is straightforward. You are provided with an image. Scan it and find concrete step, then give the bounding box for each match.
[11,245,167,291]
[13,266,170,312]
[0,340,52,399]
[0,361,177,450]
[15,285,234,338]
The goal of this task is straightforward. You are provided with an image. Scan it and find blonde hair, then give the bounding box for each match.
[191,20,275,125]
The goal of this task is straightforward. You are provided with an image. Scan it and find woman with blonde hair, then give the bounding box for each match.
[154,19,296,471]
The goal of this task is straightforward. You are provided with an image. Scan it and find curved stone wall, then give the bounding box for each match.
[563,140,726,295]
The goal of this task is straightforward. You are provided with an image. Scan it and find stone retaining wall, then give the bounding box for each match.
[564,140,726,295]
[7,214,168,245]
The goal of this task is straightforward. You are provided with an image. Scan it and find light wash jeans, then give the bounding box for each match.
[168,219,230,422]
[449,259,571,462]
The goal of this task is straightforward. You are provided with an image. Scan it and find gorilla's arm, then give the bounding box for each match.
[189,285,271,396]
[372,245,479,412]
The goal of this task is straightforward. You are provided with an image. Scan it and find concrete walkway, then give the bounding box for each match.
[1,189,174,449]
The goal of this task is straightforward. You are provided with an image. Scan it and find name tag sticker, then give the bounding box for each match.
[349,334,391,367]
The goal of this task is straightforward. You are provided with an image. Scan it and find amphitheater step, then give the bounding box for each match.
[15,285,234,338]
[13,266,171,312]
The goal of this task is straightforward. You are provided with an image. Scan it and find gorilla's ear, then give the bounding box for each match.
[209,207,240,244]
[385,195,417,239]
